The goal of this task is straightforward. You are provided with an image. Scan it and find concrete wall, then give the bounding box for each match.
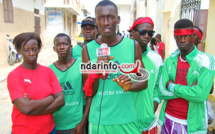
[160,0,181,58]
[0,0,45,65]
[118,5,131,34]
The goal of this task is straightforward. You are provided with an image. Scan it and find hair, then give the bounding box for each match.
[194,26,203,34]
[150,38,156,45]
[156,34,161,39]
[174,19,194,29]
[53,33,71,45]
[13,32,42,51]
[95,0,118,16]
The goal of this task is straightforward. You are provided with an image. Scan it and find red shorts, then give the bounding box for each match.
[142,126,157,134]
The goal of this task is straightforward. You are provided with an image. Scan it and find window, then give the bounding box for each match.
[3,0,14,23]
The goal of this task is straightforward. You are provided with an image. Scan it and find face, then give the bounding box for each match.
[193,32,200,46]
[54,36,72,58]
[129,32,134,39]
[174,28,194,52]
[20,39,40,64]
[81,24,96,43]
[95,5,120,37]
[132,23,154,46]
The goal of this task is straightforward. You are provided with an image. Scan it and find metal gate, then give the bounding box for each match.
[180,0,201,26]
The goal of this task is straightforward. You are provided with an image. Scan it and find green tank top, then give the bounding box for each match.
[87,37,137,125]
[72,44,82,61]
[49,60,83,130]
[72,44,87,105]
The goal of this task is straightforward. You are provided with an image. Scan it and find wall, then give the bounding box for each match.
[160,0,181,58]
[118,5,131,34]
[0,0,45,65]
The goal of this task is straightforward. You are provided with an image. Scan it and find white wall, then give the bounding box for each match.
[118,5,131,34]
[12,0,44,15]
[201,0,210,9]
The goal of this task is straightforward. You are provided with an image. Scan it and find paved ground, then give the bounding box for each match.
[0,45,57,133]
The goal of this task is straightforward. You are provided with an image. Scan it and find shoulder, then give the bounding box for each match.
[39,64,56,75]
[148,50,163,65]
[8,65,22,78]
[195,51,215,70]
[161,41,165,45]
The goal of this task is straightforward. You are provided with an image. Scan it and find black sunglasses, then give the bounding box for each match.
[134,29,155,37]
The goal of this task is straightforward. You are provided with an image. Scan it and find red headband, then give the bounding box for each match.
[174,29,194,36]
[194,28,203,40]
[130,17,154,30]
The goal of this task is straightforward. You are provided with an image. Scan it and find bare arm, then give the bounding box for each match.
[73,47,93,134]
[73,97,92,134]
[39,92,65,115]
[13,95,54,115]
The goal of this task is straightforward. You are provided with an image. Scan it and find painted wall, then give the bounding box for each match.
[118,5,131,34]
[0,0,45,65]
[161,0,181,58]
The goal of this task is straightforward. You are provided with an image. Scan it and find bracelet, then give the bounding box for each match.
[168,83,173,91]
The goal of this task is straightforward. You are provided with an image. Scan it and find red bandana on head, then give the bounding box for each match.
[194,28,203,40]
[130,17,154,30]
[174,29,194,36]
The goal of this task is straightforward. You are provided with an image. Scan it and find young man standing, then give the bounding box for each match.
[193,26,203,48]
[50,33,87,134]
[155,34,165,61]
[131,17,163,134]
[82,1,147,133]
[158,19,215,134]
[73,17,97,61]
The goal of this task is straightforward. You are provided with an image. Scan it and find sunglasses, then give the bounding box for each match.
[134,29,155,37]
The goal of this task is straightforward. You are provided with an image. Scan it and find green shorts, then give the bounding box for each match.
[89,121,141,134]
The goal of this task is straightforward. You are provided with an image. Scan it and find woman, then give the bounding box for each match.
[7,32,65,134]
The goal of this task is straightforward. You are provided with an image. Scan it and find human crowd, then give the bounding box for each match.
[7,0,215,134]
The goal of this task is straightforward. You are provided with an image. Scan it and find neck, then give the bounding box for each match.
[141,44,147,53]
[180,45,194,60]
[100,34,120,46]
[57,54,73,65]
[21,62,39,70]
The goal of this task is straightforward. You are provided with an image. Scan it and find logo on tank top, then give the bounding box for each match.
[80,60,149,82]
[63,81,75,95]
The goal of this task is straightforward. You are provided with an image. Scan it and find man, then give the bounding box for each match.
[73,17,97,61]
[72,17,97,134]
[193,26,203,48]
[82,1,148,133]
[158,19,215,134]
[130,17,163,134]
[128,29,134,39]
[155,34,165,61]
[50,33,86,134]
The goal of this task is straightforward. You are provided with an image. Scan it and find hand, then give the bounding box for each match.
[73,121,85,134]
[191,81,197,87]
[97,56,114,64]
[113,74,133,92]
[166,80,174,89]
[24,93,31,101]
[153,101,158,113]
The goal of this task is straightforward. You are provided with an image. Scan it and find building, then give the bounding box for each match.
[0,0,45,65]
[44,0,81,45]
[131,0,215,128]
